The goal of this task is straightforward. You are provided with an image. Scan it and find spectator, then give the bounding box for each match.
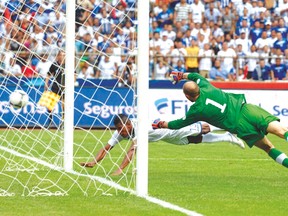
[173,59,186,73]
[156,4,173,28]
[51,10,65,32]
[212,22,225,42]
[275,0,288,23]
[174,20,189,33]
[224,33,235,49]
[246,45,259,79]
[98,9,115,35]
[30,24,46,53]
[122,20,135,36]
[198,43,214,78]
[264,20,272,37]
[22,60,37,78]
[217,42,236,73]
[117,54,128,76]
[118,60,135,87]
[252,58,271,81]
[209,59,233,81]
[197,33,207,49]
[237,19,250,40]
[150,20,161,36]
[182,29,193,47]
[240,0,253,17]
[235,29,252,54]
[271,49,284,65]
[190,0,205,24]
[258,45,271,65]
[222,6,235,35]
[173,0,192,24]
[271,57,288,81]
[36,54,52,79]
[277,18,288,39]
[273,31,288,54]
[162,24,176,41]
[46,25,59,44]
[250,19,263,45]
[77,61,95,79]
[96,55,117,79]
[77,33,93,53]
[97,34,112,52]
[160,32,174,56]
[169,39,186,67]
[153,59,169,79]
[5,57,22,77]
[78,20,94,38]
[32,5,50,27]
[235,44,246,78]
[198,22,211,43]
[210,37,220,56]
[190,21,201,40]
[255,30,270,50]
[205,3,221,23]
[185,38,199,73]
[268,29,278,48]
[149,31,162,55]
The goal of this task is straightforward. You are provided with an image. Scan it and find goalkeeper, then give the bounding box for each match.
[153,71,288,168]
[80,114,245,175]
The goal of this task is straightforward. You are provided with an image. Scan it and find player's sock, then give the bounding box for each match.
[268,148,288,168]
[284,131,288,141]
[202,133,230,143]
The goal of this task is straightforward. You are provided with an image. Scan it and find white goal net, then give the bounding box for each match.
[0,0,142,197]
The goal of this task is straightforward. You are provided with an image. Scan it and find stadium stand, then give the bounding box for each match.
[0,0,287,81]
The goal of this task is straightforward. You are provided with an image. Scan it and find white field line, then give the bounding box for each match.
[75,156,271,161]
[0,145,203,216]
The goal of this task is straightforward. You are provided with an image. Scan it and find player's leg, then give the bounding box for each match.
[148,122,203,144]
[266,121,288,141]
[254,136,288,168]
[196,132,245,149]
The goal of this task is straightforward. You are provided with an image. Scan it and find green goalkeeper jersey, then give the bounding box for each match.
[168,73,246,133]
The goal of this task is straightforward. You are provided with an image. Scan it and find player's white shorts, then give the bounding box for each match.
[148,122,202,145]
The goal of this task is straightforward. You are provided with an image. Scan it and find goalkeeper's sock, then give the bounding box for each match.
[284,131,288,141]
[268,148,288,168]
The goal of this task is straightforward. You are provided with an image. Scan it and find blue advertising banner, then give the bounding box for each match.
[0,86,135,128]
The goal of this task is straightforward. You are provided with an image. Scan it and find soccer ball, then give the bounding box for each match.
[9,90,29,109]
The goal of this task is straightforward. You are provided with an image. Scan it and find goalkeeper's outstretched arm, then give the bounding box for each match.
[80,144,114,168]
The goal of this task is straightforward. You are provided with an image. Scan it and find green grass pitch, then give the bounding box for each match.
[1,129,288,216]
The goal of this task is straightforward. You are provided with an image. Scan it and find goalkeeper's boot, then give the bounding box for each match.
[227,132,245,149]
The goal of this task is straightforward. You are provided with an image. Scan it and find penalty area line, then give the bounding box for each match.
[0,145,203,216]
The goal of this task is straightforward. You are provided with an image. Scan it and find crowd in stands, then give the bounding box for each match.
[149,0,288,81]
[0,0,288,83]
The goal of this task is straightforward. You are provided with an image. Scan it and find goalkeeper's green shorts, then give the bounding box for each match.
[235,103,279,148]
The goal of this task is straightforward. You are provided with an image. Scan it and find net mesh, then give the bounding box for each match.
[0,0,138,196]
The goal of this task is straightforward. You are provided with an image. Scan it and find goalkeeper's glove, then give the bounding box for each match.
[152,118,164,130]
[170,71,184,85]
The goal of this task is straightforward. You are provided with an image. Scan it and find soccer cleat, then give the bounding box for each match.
[227,132,245,149]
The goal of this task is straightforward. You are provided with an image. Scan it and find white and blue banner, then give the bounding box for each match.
[0,86,135,128]
[149,89,288,126]
[1,84,287,128]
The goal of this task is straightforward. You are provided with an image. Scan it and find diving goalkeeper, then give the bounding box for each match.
[152,71,288,168]
[80,114,245,175]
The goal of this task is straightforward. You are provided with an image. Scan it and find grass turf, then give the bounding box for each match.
[1,130,288,216]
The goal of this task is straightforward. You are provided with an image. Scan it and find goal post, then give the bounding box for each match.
[136,0,150,197]
[63,0,75,172]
